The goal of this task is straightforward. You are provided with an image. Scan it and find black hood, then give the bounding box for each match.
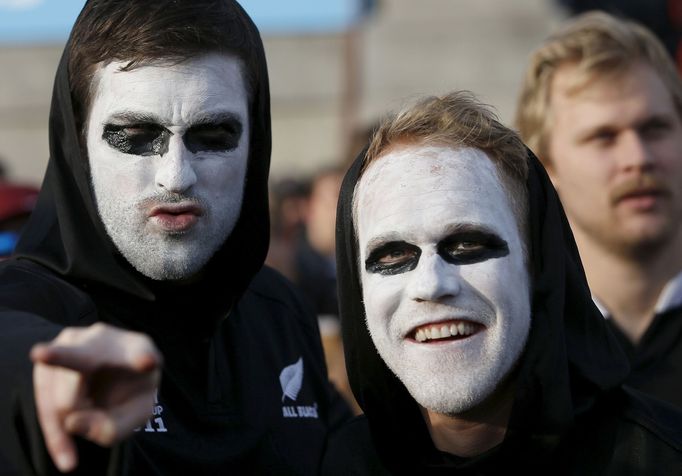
[13,0,271,336]
[335,148,631,472]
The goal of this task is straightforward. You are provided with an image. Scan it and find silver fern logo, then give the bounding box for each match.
[280,357,319,419]
[280,357,304,401]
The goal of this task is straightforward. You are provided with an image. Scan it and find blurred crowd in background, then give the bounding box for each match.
[0,159,37,260]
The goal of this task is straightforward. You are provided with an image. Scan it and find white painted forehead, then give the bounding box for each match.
[354,145,500,212]
[89,53,246,103]
[367,143,495,177]
[93,52,242,77]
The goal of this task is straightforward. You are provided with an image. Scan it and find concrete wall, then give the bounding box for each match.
[0,0,564,185]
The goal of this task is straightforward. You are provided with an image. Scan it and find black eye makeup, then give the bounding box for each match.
[101,114,243,157]
[365,241,421,275]
[184,119,243,153]
[103,123,171,156]
[438,230,509,265]
[364,229,509,276]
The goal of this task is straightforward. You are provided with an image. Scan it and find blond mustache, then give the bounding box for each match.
[609,174,670,205]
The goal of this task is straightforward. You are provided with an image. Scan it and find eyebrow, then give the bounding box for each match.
[188,111,244,127]
[576,112,674,143]
[575,123,614,143]
[103,110,245,128]
[363,222,500,256]
[105,110,162,125]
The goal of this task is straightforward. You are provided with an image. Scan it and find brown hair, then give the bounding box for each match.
[356,91,530,251]
[68,0,261,133]
[515,11,682,164]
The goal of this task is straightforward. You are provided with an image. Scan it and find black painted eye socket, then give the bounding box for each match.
[102,124,170,156]
[443,241,485,258]
[184,121,243,153]
[438,232,509,265]
[365,242,421,275]
[379,247,418,266]
[364,229,510,276]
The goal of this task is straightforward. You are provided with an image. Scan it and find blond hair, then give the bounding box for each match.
[356,91,530,251]
[515,11,682,164]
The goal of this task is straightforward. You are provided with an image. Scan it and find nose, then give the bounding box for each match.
[155,136,197,193]
[407,251,461,303]
[619,130,654,172]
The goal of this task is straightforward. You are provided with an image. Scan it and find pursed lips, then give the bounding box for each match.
[148,203,204,232]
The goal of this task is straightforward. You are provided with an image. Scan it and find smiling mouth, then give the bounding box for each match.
[411,320,484,343]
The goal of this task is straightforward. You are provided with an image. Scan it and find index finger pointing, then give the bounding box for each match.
[30,326,162,374]
[32,344,161,374]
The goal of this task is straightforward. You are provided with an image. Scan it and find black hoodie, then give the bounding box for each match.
[0,1,349,475]
[322,148,682,475]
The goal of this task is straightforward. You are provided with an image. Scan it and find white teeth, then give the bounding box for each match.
[413,322,478,342]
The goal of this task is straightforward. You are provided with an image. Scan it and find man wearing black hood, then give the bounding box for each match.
[0,1,348,475]
[323,91,682,474]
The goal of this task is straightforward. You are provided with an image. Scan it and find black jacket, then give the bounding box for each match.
[0,1,348,474]
[323,148,682,475]
[608,304,682,409]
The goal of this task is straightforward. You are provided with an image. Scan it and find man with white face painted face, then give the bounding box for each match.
[356,145,531,420]
[0,1,349,475]
[87,54,251,281]
[322,91,682,475]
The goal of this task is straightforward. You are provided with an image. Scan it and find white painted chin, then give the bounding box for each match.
[372,324,529,416]
[97,195,241,281]
[114,230,226,281]
[398,349,509,416]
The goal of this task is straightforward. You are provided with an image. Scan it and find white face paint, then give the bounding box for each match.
[87,53,250,280]
[355,145,531,415]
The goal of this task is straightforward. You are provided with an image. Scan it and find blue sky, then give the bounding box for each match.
[0,0,372,44]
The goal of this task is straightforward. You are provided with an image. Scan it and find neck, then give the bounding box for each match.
[572,226,682,343]
[420,379,515,458]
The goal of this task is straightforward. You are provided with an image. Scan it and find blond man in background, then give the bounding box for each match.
[516,11,682,407]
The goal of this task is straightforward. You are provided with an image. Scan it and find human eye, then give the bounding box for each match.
[365,241,420,275]
[184,119,243,153]
[438,230,509,265]
[447,241,486,255]
[589,129,617,147]
[102,123,170,156]
[640,117,672,140]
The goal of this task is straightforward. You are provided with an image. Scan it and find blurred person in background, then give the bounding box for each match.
[266,176,311,280]
[295,166,344,320]
[516,11,682,407]
[556,0,682,71]
[0,178,39,259]
[293,166,361,414]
